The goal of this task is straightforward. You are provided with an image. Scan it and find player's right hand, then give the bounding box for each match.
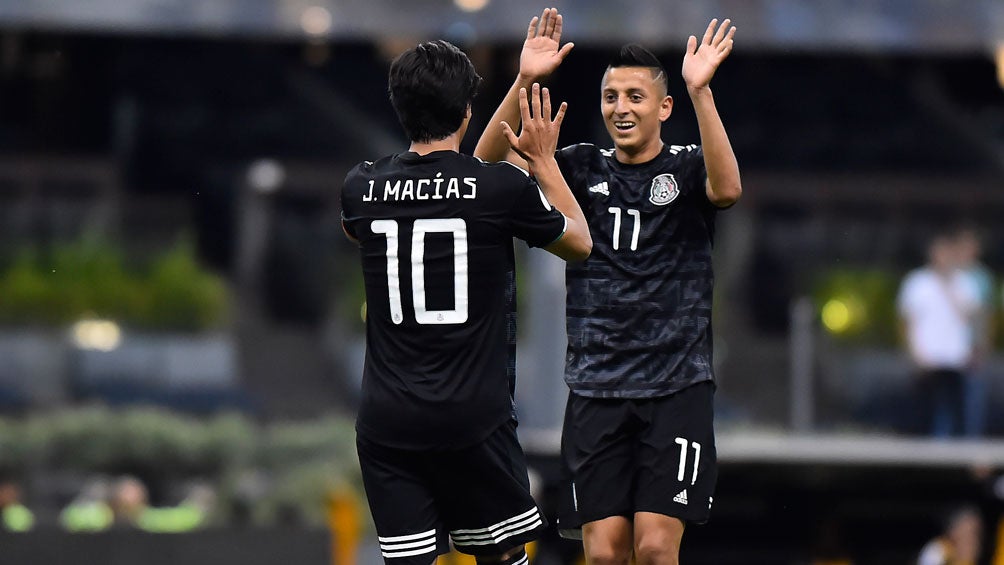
[518,8,574,80]
[501,83,567,167]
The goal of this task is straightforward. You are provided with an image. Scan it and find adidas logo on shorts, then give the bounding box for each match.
[673,489,688,505]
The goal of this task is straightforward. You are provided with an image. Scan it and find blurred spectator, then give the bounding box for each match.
[111,476,213,532]
[62,475,213,533]
[0,474,35,532]
[917,505,982,565]
[954,227,996,437]
[897,232,980,436]
[60,477,114,532]
[109,475,149,528]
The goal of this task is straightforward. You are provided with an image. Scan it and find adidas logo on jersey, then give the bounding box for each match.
[588,181,609,196]
[673,489,689,505]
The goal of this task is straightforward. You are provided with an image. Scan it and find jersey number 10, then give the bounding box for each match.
[371,218,469,325]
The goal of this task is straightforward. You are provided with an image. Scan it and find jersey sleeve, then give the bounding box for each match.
[680,145,708,196]
[556,144,592,200]
[340,163,366,240]
[507,174,568,248]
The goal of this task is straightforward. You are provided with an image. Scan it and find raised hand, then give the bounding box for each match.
[682,18,736,91]
[500,83,567,166]
[519,8,574,80]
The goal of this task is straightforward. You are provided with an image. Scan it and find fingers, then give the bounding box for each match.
[526,16,538,40]
[712,18,730,44]
[557,41,575,61]
[544,7,557,37]
[553,13,564,42]
[519,83,564,125]
[686,35,697,55]
[702,18,717,45]
[500,121,518,147]
[715,26,735,60]
[530,82,541,120]
[542,86,552,122]
[517,86,530,123]
[553,101,568,129]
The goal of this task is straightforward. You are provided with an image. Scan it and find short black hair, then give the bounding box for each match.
[608,43,668,94]
[388,40,482,143]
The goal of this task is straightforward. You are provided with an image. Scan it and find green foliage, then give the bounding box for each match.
[0,237,228,331]
[16,406,256,473]
[812,268,901,346]
[0,406,362,527]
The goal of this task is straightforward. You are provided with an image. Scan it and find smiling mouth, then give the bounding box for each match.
[613,121,636,132]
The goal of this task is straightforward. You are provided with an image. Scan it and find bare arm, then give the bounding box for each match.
[474,8,574,168]
[502,84,591,261]
[682,19,742,207]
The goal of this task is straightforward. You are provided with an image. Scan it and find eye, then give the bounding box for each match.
[630,94,644,102]
[604,93,616,103]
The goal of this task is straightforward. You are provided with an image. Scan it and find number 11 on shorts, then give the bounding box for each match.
[675,437,701,486]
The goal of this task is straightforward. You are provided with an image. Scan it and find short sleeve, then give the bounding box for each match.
[340,165,362,240]
[340,211,357,240]
[681,145,709,198]
[556,144,593,200]
[507,175,567,248]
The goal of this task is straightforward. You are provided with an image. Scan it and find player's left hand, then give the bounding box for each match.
[682,18,736,91]
[519,8,574,81]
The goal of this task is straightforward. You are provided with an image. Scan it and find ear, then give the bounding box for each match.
[659,95,673,122]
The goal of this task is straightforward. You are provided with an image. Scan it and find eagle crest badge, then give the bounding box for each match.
[649,174,679,206]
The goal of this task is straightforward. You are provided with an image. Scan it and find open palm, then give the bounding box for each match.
[519,8,574,79]
[682,18,736,90]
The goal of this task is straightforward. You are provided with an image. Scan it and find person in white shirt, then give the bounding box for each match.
[897,232,981,437]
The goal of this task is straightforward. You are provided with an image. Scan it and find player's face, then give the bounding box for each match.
[601,67,672,157]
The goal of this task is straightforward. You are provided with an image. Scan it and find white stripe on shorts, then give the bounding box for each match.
[378,528,438,558]
[450,507,542,547]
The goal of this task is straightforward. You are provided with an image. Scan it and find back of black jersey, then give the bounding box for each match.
[341,150,566,449]
[556,143,718,399]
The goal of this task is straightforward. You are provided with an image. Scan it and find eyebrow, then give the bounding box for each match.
[602,88,647,95]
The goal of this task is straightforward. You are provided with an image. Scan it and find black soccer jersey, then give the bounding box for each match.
[341,150,567,449]
[556,142,718,399]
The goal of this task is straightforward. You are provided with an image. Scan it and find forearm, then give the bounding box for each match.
[530,158,591,260]
[474,76,535,164]
[689,86,741,206]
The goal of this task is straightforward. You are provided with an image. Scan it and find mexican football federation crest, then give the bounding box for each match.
[649,174,680,206]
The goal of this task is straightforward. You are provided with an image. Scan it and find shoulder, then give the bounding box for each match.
[899,269,932,295]
[468,155,535,188]
[557,142,604,164]
[490,158,532,178]
[343,159,372,182]
[667,143,701,157]
[344,155,395,184]
[665,144,704,171]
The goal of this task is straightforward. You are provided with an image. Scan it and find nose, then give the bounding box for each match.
[613,95,629,114]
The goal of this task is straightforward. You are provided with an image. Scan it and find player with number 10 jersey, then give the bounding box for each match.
[342,152,567,450]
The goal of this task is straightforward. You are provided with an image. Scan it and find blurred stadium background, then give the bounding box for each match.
[1,0,1004,563]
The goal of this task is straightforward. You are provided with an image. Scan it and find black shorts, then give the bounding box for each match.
[557,381,718,535]
[357,420,546,564]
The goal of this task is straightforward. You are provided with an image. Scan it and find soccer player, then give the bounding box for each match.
[475,9,741,564]
[341,39,591,565]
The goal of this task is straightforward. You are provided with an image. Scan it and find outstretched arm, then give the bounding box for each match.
[683,18,742,207]
[474,8,574,168]
[503,83,591,261]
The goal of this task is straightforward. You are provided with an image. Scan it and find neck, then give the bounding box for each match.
[615,138,664,165]
[409,133,462,155]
